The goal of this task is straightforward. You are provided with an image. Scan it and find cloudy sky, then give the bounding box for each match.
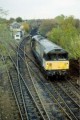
[0,0,80,19]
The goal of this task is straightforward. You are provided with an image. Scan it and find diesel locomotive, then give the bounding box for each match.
[31,35,69,76]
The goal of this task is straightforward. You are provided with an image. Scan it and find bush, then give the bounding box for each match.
[47,16,80,59]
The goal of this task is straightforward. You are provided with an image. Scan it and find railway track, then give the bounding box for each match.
[11,35,79,120]
[2,36,49,120]
[2,55,27,120]
[17,37,70,120]
[3,35,80,120]
[55,79,80,103]
[27,61,80,120]
[18,37,72,119]
[67,77,80,92]
[17,37,49,120]
[9,56,47,120]
[23,37,80,120]
[9,36,69,120]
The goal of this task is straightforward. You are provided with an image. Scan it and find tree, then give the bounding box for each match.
[47,15,80,59]
[48,28,63,45]
[54,14,65,24]
[0,7,8,18]
[22,22,30,32]
[9,18,15,23]
[16,17,23,22]
[39,19,57,36]
[0,7,8,24]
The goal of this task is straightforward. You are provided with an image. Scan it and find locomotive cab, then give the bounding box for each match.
[43,51,69,76]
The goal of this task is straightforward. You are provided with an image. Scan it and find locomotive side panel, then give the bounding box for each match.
[31,38,44,66]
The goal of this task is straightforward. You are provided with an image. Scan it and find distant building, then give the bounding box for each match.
[10,22,25,40]
[14,30,22,40]
[10,22,21,31]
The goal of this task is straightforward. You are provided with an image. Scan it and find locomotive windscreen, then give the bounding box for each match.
[44,53,68,61]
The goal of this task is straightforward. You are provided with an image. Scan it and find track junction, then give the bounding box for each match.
[2,35,80,120]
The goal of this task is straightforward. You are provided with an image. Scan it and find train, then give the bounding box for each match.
[31,35,69,77]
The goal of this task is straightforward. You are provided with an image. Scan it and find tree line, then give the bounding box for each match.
[0,8,80,59]
[38,15,80,59]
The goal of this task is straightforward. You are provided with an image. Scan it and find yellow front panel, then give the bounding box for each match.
[45,61,69,70]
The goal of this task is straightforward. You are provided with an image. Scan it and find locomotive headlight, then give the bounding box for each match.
[46,62,52,70]
[48,63,52,66]
[64,62,69,69]
[65,63,68,65]
[48,63,52,69]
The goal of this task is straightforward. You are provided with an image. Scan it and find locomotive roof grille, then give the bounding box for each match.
[32,35,67,54]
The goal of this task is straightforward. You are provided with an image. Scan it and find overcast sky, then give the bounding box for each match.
[0,0,80,19]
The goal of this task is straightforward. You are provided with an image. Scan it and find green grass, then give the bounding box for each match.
[0,23,17,70]
[48,28,80,59]
[0,23,17,53]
